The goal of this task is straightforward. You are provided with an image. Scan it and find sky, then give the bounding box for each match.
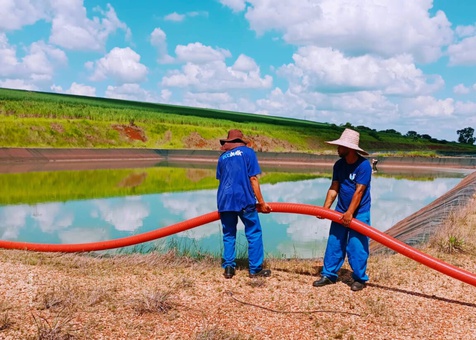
[1,0,476,142]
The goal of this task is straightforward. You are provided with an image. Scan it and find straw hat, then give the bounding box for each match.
[220,129,249,146]
[326,128,369,156]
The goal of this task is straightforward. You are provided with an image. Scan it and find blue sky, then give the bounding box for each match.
[1,0,476,142]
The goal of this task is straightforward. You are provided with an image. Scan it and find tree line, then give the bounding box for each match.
[341,122,475,145]
[405,127,474,145]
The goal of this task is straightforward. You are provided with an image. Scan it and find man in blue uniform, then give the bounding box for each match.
[216,129,272,279]
[313,128,372,291]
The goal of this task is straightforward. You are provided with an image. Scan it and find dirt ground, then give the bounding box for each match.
[0,249,475,340]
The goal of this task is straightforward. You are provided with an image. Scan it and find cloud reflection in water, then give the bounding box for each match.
[0,175,463,258]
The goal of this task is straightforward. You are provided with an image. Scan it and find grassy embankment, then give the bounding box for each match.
[1,87,476,155]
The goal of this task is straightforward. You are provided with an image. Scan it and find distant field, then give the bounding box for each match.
[1,87,475,155]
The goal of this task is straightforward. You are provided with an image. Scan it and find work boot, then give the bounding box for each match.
[249,269,271,278]
[351,281,365,291]
[224,266,235,279]
[312,276,335,287]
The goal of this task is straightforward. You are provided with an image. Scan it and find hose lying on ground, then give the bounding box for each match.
[0,202,475,287]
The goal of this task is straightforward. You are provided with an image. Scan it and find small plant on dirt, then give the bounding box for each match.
[0,300,12,331]
[32,308,76,340]
[86,287,108,307]
[38,286,75,311]
[175,277,194,289]
[0,312,12,331]
[130,289,174,315]
[247,277,267,288]
[446,235,465,254]
[195,327,251,340]
[428,199,476,254]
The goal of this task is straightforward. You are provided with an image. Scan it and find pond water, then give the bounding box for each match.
[0,162,469,259]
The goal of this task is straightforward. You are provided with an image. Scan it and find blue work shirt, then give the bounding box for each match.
[332,155,372,215]
[216,146,261,212]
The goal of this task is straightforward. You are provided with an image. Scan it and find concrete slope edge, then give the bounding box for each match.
[1,147,475,169]
[370,171,476,253]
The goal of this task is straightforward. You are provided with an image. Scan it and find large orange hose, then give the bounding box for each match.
[0,202,475,287]
[0,211,220,252]
[269,203,476,287]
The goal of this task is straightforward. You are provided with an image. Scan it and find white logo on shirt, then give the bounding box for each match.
[222,149,243,159]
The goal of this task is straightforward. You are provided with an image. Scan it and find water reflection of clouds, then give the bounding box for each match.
[265,179,327,203]
[262,177,461,257]
[161,190,216,220]
[286,217,330,241]
[150,177,461,250]
[93,197,150,232]
[0,205,29,239]
[33,203,74,233]
[276,241,327,259]
[371,177,461,231]
[59,228,109,244]
[0,174,463,258]
[261,180,330,241]
[160,190,223,240]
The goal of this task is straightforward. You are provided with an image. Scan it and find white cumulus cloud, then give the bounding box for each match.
[448,36,476,66]
[105,83,158,102]
[242,0,452,63]
[51,82,96,96]
[0,0,50,31]
[88,47,148,84]
[218,0,247,12]
[400,96,454,118]
[49,2,130,51]
[278,47,443,96]
[0,34,66,82]
[175,42,231,64]
[162,46,272,92]
[453,84,470,94]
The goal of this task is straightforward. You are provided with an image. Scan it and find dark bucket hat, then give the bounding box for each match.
[219,129,249,146]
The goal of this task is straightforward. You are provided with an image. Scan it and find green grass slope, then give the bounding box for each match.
[1,87,475,155]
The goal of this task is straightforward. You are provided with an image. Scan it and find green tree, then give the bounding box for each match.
[421,134,432,140]
[457,127,475,144]
[381,129,402,135]
[405,131,420,138]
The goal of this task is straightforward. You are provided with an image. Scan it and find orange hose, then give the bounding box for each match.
[0,211,220,252]
[0,202,475,287]
[270,203,476,287]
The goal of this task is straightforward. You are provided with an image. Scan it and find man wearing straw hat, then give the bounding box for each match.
[216,129,272,279]
[313,128,372,291]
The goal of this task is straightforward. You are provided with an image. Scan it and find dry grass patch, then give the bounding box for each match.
[32,308,76,340]
[129,289,174,315]
[195,327,252,340]
[0,300,12,331]
[429,195,476,255]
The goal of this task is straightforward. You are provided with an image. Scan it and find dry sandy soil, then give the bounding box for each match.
[0,244,475,339]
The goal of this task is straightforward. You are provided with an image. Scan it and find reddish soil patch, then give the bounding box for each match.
[112,124,147,142]
[183,131,218,149]
[117,172,147,188]
[248,134,298,152]
[183,132,299,152]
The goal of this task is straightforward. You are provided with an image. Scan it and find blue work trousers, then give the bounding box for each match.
[220,209,264,274]
[321,211,370,283]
